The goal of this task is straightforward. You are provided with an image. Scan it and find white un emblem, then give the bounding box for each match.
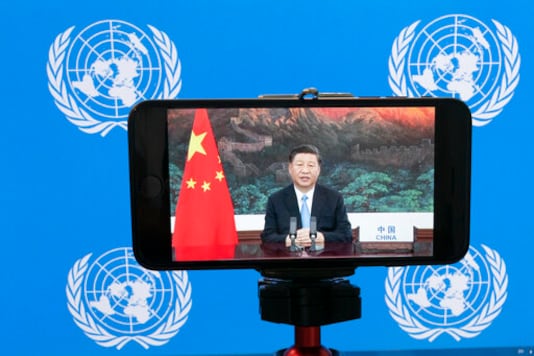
[66,248,192,349]
[385,244,508,341]
[47,19,182,136]
[388,14,520,126]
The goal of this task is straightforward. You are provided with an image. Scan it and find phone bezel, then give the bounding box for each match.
[128,97,471,270]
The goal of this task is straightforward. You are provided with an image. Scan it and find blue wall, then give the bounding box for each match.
[1,0,532,354]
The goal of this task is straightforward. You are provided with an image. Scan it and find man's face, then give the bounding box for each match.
[288,153,321,192]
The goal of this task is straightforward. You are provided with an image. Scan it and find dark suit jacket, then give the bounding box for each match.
[261,184,352,243]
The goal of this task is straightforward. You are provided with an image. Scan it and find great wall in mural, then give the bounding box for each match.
[212,107,434,180]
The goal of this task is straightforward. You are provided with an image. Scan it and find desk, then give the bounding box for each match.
[173,229,433,261]
[235,242,355,259]
[234,227,433,260]
[234,241,431,260]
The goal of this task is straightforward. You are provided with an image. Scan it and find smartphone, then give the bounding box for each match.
[128,96,471,271]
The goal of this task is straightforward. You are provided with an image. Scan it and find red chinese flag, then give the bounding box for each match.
[172,108,238,260]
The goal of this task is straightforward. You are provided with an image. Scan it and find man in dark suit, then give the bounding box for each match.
[261,144,352,246]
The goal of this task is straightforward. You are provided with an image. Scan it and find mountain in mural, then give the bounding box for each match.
[168,106,435,177]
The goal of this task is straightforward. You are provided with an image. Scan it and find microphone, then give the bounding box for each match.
[309,216,318,251]
[310,216,317,239]
[288,217,301,252]
[290,216,297,236]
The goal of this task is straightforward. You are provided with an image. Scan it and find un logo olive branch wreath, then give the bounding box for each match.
[384,245,508,341]
[47,23,182,136]
[471,20,520,125]
[66,252,192,349]
[388,18,520,127]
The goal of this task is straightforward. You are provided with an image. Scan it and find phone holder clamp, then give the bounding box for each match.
[259,87,355,100]
[258,268,361,356]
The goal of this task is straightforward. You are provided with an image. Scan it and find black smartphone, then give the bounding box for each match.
[128,96,471,271]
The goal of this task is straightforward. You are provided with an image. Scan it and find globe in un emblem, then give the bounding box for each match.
[389,14,520,126]
[385,245,508,341]
[67,248,192,349]
[67,20,163,119]
[48,19,181,136]
[408,15,501,106]
[402,248,490,327]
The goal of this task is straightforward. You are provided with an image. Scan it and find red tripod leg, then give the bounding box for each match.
[283,326,332,356]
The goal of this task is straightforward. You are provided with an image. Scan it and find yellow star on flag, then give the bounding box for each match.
[186,178,197,189]
[215,171,225,182]
[187,131,207,161]
[201,181,211,192]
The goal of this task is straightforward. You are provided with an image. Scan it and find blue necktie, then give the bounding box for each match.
[301,195,310,228]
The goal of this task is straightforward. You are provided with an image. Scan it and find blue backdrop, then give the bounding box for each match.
[1,0,532,355]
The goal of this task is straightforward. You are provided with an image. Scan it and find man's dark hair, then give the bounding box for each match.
[288,144,322,164]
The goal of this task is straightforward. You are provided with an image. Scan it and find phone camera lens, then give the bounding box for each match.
[140,176,162,199]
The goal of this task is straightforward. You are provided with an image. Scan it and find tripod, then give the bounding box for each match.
[258,267,361,356]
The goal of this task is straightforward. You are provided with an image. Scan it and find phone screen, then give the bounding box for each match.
[167,105,435,261]
[128,97,470,270]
